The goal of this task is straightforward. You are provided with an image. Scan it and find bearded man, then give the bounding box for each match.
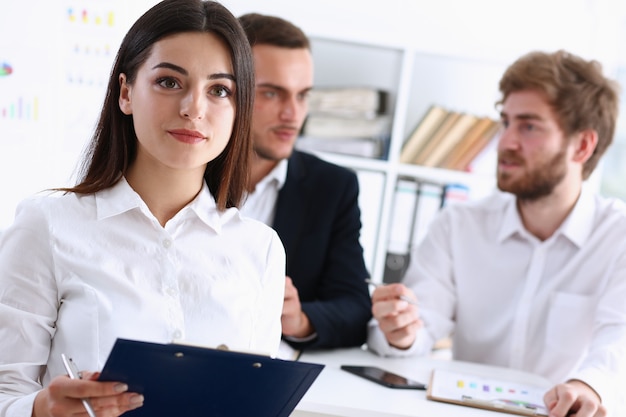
[368,50,626,417]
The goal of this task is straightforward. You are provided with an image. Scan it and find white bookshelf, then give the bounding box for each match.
[306,35,505,281]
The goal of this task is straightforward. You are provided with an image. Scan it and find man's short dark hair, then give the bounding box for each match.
[238,13,310,49]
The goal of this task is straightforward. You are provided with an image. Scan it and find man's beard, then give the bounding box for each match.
[497,147,567,201]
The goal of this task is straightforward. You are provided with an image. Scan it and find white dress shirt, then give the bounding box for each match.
[0,178,285,416]
[368,187,626,413]
[240,158,287,225]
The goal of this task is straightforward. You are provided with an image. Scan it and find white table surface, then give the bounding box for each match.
[291,346,551,417]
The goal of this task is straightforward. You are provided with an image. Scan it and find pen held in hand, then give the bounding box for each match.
[60,354,97,417]
[365,279,419,306]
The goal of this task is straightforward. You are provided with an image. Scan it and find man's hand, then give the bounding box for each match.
[281,276,314,338]
[544,379,606,417]
[33,371,144,417]
[371,283,422,349]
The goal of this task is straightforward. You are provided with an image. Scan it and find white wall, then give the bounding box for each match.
[223,0,623,66]
[1,0,624,231]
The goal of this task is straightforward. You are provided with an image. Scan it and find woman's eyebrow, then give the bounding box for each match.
[152,62,187,75]
[151,62,235,82]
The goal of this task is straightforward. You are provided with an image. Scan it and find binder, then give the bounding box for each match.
[383,178,445,284]
[383,177,420,283]
[412,182,445,245]
[98,338,324,417]
[426,368,549,416]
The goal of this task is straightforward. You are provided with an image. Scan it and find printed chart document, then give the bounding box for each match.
[427,368,550,416]
[98,338,324,417]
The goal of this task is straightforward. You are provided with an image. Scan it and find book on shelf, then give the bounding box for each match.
[439,117,495,170]
[466,132,499,175]
[299,86,391,158]
[399,105,449,164]
[420,113,479,168]
[301,114,391,139]
[412,111,462,166]
[443,118,500,171]
[295,135,387,158]
[307,86,388,118]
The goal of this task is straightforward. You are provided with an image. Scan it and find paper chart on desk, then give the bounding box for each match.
[427,368,549,416]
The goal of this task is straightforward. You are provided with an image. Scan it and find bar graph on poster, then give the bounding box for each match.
[0,0,153,231]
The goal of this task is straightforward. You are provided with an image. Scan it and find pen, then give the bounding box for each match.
[365,279,418,306]
[61,354,97,417]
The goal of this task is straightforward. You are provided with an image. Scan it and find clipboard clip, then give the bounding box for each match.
[461,395,546,416]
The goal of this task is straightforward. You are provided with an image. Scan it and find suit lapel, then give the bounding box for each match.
[273,152,309,259]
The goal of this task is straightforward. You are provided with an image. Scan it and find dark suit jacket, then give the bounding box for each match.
[273,151,372,349]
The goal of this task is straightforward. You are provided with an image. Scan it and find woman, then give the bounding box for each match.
[0,1,285,416]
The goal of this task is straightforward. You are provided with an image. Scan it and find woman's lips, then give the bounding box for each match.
[168,129,206,144]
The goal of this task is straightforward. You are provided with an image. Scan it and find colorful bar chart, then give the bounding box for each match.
[0,96,39,121]
[67,7,115,27]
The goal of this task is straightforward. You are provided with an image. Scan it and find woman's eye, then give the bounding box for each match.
[157,77,180,89]
[210,85,231,98]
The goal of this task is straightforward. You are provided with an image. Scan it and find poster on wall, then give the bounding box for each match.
[63,2,120,151]
[0,0,152,230]
[0,0,62,229]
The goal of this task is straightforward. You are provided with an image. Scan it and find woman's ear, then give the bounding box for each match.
[118,73,133,115]
[572,129,598,164]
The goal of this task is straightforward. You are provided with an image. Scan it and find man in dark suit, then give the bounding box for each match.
[238,13,371,352]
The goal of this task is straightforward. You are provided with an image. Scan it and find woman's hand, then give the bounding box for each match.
[33,372,144,417]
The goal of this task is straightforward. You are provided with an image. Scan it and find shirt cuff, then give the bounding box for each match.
[283,332,318,343]
[2,390,38,417]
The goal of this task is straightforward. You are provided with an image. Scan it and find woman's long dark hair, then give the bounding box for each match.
[62,0,254,210]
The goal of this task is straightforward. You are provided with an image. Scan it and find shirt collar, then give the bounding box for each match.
[95,177,235,234]
[259,158,288,191]
[497,193,522,243]
[556,185,595,248]
[95,177,144,219]
[187,182,234,235]
[497,186,595,248]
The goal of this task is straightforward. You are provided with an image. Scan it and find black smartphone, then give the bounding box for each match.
[340,365,427,390]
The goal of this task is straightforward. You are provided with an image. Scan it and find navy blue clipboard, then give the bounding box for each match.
[98,338,324,417]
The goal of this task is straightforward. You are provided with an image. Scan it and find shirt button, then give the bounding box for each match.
[166,287,177,297]
[172,329,182,339]
[162,239,172,248]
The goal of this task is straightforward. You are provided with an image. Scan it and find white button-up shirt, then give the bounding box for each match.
[0,178,285,416]
[368,187,626,413]
[240,158,287,225]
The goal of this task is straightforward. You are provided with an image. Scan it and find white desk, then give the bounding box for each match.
[292,347,551,417]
